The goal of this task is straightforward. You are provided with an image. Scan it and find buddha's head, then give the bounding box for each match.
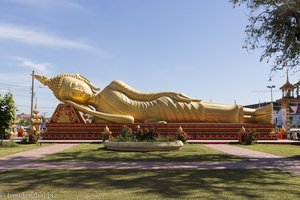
[33,73,100,104]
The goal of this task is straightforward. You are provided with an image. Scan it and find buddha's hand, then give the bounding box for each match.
[169,93,201,103]
[62,100,135,124]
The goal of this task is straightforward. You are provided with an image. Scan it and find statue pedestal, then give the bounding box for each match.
[43,103,277,140]
[44,122,276,140]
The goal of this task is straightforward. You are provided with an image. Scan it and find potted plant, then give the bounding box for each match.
[103,125,184,151]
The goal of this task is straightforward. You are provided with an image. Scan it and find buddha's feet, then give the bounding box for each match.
[255,104,273,124]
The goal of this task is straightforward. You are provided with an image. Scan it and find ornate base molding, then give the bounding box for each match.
[43,122,276,140]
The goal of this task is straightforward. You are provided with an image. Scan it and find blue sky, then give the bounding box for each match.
[0,0,294,117]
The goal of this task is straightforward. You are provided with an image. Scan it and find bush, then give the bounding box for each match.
[239,129,258,145]
[20,136,29,144]
[134,126,144,141]
[139,128,159,141]
[111,125,136,142]
[29,133,41,144]
[176,127,188,143]
[101,126,112,141]
[112,125,166,142]
[0,140,18,148]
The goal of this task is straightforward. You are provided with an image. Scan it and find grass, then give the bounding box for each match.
[41,143,243,162]
[0,169,299,200]
[235,144,300,160]
[0,142,50,157]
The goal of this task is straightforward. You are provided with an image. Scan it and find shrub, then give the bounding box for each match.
[101,126,112,141]
[29,133,40,144]
[0,140,18,148]
[134,126,143,141]
[176,126,188,143]
[20,136,29,144]
[112,125,164,142]
[113,125,136,142]
[140,128,159,141]
[239,129,258,145]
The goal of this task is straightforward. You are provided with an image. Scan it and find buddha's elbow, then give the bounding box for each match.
[124,116,134,124]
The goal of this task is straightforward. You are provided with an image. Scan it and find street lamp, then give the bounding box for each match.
[267,85,275,103]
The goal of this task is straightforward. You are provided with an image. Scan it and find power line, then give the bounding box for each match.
[12,94,30,98]
[15,104,55,109]
[0,82,29,88]
[0,86,30,91]
[0,89,31,96]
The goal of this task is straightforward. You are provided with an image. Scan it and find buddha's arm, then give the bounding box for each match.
[62,100,135,124]
[108,80,201,103]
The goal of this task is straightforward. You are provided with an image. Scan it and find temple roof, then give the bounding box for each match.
[280,76,294,90]
[280,81,294,90]
[294,80,300,87]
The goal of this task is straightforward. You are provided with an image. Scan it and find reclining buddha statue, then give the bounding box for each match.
[33,73,273,124]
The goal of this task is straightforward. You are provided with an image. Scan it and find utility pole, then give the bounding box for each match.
[267,85,275,103]
[30,70,35,133]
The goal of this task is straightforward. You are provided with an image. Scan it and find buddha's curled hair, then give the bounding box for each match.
[33,73,100,100]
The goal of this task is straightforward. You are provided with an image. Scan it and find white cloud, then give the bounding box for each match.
[3,0,86,11]
[0,70,59,115]
[0,24,105,54]
[10,56,52,74]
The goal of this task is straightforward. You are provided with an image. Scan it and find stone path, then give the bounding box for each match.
[0,144,299,175]
[0,144,78,169]
[203,144,281,160]
[204,144,300,175]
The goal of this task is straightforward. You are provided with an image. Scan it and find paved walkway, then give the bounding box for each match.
[0,144,78,169]
[204,144,300,175]
[0,144,299,175]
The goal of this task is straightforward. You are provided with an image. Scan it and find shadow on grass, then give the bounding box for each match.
[288,155,300,160]
[0,144,47,157]
[41,144,243,162]
[41,151,241,162]
[0,169,300,199]
[286,155,300,161]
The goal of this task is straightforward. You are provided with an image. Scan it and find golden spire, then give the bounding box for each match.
[32,74,50,86]
[33,74,63,99]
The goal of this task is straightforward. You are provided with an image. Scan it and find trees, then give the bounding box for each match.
[231,0,300,73]
[0,92,17,145]
[19,119,29,127]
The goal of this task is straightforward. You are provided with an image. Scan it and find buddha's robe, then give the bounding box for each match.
[95,80,243,123]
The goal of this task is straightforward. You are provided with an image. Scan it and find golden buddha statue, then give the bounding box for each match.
[33,73,273,124]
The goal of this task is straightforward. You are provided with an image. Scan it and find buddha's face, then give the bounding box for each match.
[58,77,93,104]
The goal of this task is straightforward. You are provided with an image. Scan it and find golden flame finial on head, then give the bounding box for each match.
[32,74,50,86]
[33,73,100,101]
[33,74,63,100]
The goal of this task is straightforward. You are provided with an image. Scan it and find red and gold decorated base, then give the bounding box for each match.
[44,122,277,140]
[43,103,277,140]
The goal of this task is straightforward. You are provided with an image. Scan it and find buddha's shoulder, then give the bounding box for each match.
[108,80,126,87]
[107,80,135,92]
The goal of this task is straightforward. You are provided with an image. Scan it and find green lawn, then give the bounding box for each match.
[41,143,243,162]
[235,144,300,160]
[0,169,299,200]
[0,143,50,157]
